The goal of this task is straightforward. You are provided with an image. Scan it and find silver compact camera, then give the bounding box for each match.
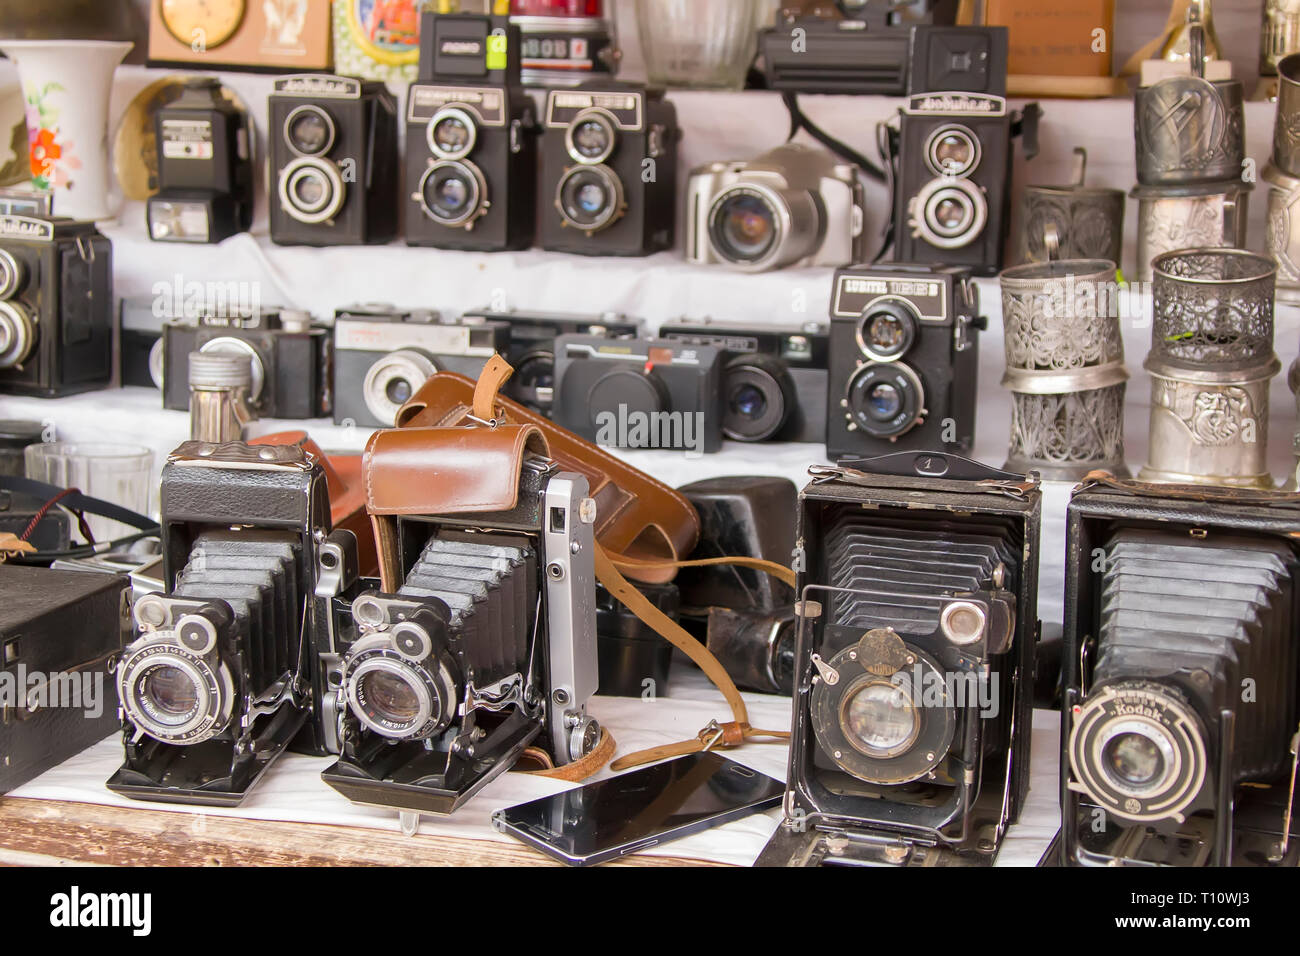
[686,144,866,273]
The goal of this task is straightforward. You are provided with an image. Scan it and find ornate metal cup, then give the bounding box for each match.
[1140,248,1280,488]
[1274,52,1300,175]
[999,259,1129,479]
[1019,148,1125,266]
[1134,74,1245,186]
[1132,179,1250,282]
[1263,161,1300,288]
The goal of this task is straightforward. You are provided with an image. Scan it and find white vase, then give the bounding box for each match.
[0,39,132,220]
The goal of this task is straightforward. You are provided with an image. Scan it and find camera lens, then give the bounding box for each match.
[430,114,473,157]
[722,354,793,442]
[912,177,988,250]
[360,670,421,724]
[925,124,979,177]
[279,157,345,225]
[0,250,23,300]
[856,301,918,361]
[386,377,413,406]
[566,110,617,165]
[293,172,326,208]
[841,680,919,758]
[0,303,36,370]
[511,349,555,412]
[710,190,779,265]
[285,105,334,156]
[845,363,924,439]
[142,665,200,721]
[1104,732,1166,788]
[557,165,623,233]
[419,160,486,227]
[364,349,437,426]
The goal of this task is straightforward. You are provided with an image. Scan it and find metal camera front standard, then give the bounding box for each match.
[999,259,1129,480]
[1140,249,1280,488]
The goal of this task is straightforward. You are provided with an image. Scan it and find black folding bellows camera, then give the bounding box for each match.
[1053,478,1300,866]
[107,440,345,805]
[759,453,1040,866]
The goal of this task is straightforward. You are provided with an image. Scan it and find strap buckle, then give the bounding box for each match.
[698,720,725,753]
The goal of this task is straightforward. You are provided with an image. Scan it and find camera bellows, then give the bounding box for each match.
[397,537,536,687]
[1070,528,1300,823]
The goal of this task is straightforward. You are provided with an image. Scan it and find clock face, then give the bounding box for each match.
[161,0,248,50]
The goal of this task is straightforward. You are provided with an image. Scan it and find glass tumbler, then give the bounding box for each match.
[635,0,765,89]
[25,442,154,544]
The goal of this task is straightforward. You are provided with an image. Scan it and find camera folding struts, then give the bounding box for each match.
[108,440,342,806]
[1053,477,1300,867]
[758,453,1040,866]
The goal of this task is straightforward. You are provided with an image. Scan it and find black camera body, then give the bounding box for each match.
[1056,480,1300,867]
[660,320,828,444]
[551,334,725,454]
[461,308,641,415]
[118,297,166,390]
[268,75,399,247]
[107,440,342,806]
[405,13,536,251]
[162,309,332,420]
[826,263,982,461]
[147,78,254,245]
[332,305,511,428]
[0,215,113,398]
[759,453,1041,866]
[538,83,679,257]
[0,565,129,794]
[890,27,1029,275]
[319,460,601,817]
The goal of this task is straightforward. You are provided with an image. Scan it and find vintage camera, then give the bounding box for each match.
[888,26,1035,275]
[660,320,828,444]
[538,83,680,257]
[332,305,511,429]
[1055,480,1300,866]
[758,453,1041,866]
[760,0,959,95]
[826,263,982,460]
[686,144,866,272]
[147,78,254,245]
[460,308,641,415]
[268,75,399,247]
[319,455,601,819]
[405,12,537,251]
[118,297,166,390]
[107,440,344,805]
[551,334,725,454]
[0,214,113,398]
[0,565,129,794]
[162,308,332,420]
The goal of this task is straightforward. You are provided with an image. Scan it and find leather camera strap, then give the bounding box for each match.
[594,543,790,772]
[520,727,617,781]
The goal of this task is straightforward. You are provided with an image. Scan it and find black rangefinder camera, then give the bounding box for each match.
[107,440,347,805]
[1055,478,1300,867]
[162,308,332,420]
[406,9,536,251]
[269,75,399,246]
[826,263,982,460]
[759,453,1041,866]
[0,213,113,398]
[538,83,679,257]
[661,319,828,444]
[147,78,254,245]
[551,334,725,454]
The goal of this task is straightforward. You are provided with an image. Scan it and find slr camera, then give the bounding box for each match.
[758,453,1041,866]
[0,565,129,794]
[760,0,959,96]
[332,305,511,428]
[0,214,113,398]
[460,308,641,415]
[826,263,982,460]
[538,83,680,257]
[162,308,332,420]
[319,447,601,819]
[405,11,537,251]
[1056,479,1300,867]
[661,319,829,444]
[888,26,1037,274]
[686,143,866,273]
[551,334,725,454]
[268,75,399,246]
[107,440,345,805]
[147,78,254,245]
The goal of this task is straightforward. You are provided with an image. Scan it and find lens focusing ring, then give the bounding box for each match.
[283,104,336,157]
[363,349,437,426]
[118,639,235,745]
[0,301,35,370]
[912,177,988,250]
[924,124,981,178]
[555,164,625,234]
[278,156,346,225]
[343,637,457,741]
[418,158,488,228]
[722,353,794,442]
[0,249,24,300]
[426,106,478,161]
[565,108,618,165]
[845,361,926,439]
[855,298,920,363]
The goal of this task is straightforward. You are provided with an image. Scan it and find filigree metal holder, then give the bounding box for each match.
[1262,162,1300,300]
[1274,51,1300,175]
[1134,73,1244,187]
[1019,149,1125,265]
[1132,180,1250,282]
[1150,248,1277,370]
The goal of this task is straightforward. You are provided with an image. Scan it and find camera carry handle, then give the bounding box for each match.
[0,474,159,562]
